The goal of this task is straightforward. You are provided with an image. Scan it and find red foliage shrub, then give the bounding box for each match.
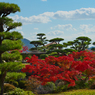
[22,50,95,88]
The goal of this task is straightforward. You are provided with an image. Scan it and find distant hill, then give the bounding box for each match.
[88,46,95,50]
[21,38,34,50]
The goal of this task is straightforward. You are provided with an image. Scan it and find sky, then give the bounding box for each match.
[1,0,95,46]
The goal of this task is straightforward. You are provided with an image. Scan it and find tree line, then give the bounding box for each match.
[30,33,95,57]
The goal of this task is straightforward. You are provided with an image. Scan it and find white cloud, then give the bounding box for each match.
[34,28,39,30]
[29,32,38,41]
[51,24,72,30]
[51,24,77,31]
[9,15,51,24]
[80,24,95,33]
[41,0,47,1]
[9,8,95,25]
[48,30,64,36]
[53,8,95,20]
[16,27,22,30]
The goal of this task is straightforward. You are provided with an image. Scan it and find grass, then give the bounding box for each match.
[38,89,95,95]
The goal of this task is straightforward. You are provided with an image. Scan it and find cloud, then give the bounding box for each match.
[41,0,47,1]
[29,32,38,41]
[34,28,39,30]
[51,24,71,30]
[9,8,95,25]
[51,24,77,31]
[53,8,95,20]
[48,30,64,36]
[16,27,22,30]
[80,24,95,33]
[9,15,51,24]
[40,8,95,20]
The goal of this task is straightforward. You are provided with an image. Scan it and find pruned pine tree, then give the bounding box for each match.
[49,38,64,44]
[66,36,91,52]
[30,41,43,51]
[0,2,24,95]
[47,38,65,56]
[37,33,48,52]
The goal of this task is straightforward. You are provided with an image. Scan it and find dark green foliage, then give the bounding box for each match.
[0,2,20,16]
[62,49,76,55]
[93,42,95,45]
[49,38,64,44]
[66,36,91,52]
[37,33,45,37]
[18,80,26,89]
[30,41,43,50]
[29,47,37,51]
[91,42,95,51]
[74,80,89,89]
[21,54,31,61]
[40,54,48,59]
[47,37,65,56]
[36,33,48,52]
[91,47,95,51]
[49,44,64,49]
[48,52,58,56]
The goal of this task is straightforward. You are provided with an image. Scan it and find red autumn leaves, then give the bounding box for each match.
[21,50,95,87]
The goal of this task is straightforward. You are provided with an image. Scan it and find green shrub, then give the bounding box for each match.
[6,88,35,95]
[5,72,26,87]
[40,54,48,59]
[4,83,16,93]
[88,77,95,89]
[54,79,68,93]
[48,52,58,57]
[5,72,26,82]
[22,54,31,61]
[74,79,90,89]
[44,82,56,93]
[37,82,56,94]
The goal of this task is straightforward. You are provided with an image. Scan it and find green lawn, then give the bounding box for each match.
[38,89,95,95]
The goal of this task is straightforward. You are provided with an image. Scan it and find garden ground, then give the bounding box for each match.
[39,89,95,95]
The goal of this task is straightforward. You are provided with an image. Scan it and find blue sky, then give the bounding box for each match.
[1,0,95,45]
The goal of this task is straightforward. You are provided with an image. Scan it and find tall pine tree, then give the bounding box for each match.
[0,2,24,95]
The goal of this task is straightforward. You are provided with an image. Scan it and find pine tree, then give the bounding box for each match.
[37,33,48,52]
[0,2,24,95]
[66,36,91,52]
[47,38,64,56]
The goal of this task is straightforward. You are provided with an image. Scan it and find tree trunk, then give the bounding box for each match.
[0,72,6,95]
[0,36,3,63]
[0,53,2,63]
